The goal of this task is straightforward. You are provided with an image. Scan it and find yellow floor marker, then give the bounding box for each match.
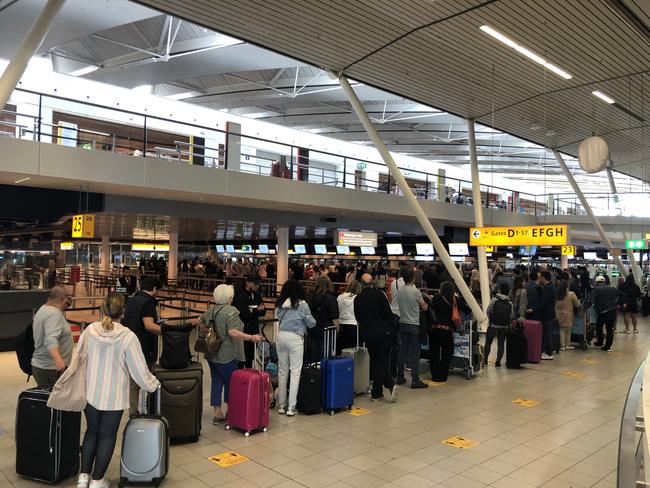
[562,371,585,379]
[423,380,446,387]
[209,451,249,468]
[511,398,540,408]
[345,407,370,416]
[580,359,599,365]
[442,436,479,449]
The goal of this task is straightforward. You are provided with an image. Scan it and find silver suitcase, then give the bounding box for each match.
[341,325,370,395]
[119,387,169,487]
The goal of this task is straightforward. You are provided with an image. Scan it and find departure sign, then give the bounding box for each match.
[71,214,95,238]
[335,231,377,247]
[561,246,576,256]
[469,225,568,247]
[625,240,646,250]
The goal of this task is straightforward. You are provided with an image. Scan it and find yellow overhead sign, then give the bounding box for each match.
[469,225,568,247]
[71,214,95,238]
[561,246,576,256]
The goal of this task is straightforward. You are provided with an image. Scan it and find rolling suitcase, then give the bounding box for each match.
[341,324,370,396]
[522,320,542,363]
[506,325,527,369]
[320,327,354,416]
[15,388,81,483]
[120,386,169,487]
[226,341,270,436]
[151,361,203,443]
[296,364,322,415]
[642,295,650,317]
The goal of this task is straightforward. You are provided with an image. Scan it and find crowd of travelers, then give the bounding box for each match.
[27,257,649,488]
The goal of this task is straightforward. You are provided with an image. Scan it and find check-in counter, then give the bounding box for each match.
[0,290,49,351]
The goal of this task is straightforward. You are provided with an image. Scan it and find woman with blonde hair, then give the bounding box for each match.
[76,294,160,488]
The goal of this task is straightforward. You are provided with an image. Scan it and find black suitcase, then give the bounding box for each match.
[642,296,650,317]
[151,362,203,443]
[296,364,322,415]
[159,325,192,370]
[506,327,527,369]
[550,319,561,353]
[16,388,81,483]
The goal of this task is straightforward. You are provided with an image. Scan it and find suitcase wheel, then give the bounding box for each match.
[244,431,250,437]
[119,478,127,488]
[329,410,335,416]
[153,478,161,487]
[225,424,231,430]
[465,370,473,380]
[262,427,268,433]
[581,341,588,351]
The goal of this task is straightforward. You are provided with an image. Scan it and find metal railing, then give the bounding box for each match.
[617,359,647,487]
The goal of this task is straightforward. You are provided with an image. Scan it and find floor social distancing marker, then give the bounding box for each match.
[209,452,249,468]
[442,436,479,449]
[511,398,540,408]
[423,380,446,387]
[562,371,585,379]
[345,407,370,416]
[580,359,599,365]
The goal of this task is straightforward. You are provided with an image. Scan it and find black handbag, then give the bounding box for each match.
[160,325,193,369]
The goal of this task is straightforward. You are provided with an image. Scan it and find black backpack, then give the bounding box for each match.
[15,322,34,378]
[159,325,192,369]
[490,298,512,327]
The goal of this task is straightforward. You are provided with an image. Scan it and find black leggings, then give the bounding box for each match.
[484,326,507,364]
[81,404,123,479]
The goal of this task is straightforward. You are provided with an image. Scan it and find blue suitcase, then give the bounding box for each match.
[320,327,354,415]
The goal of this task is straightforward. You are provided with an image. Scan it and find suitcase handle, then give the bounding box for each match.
[323,326,336,359]
[144,385,162,416]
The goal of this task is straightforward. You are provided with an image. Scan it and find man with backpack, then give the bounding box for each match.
[483,283,513,367]
[30,286,73,389]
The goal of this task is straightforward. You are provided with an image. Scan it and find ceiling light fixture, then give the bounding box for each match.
[69,66,99,77]
[591,90,615,104]
[166,92,194,101]
[14,177,31,184]
[132,84,152,95]
[480,25,573,80]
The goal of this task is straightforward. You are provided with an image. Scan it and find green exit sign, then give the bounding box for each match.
[625,240,646,250]
[356,162,367,170]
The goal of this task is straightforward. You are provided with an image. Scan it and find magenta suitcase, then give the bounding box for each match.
[226,369,270,437]
[523,320,542,363]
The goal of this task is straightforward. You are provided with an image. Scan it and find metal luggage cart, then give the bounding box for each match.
[450,320,481,379]
[570,311,589,350]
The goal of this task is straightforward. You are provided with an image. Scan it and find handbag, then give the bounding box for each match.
[194,306,225,355]
[47,332,89,412]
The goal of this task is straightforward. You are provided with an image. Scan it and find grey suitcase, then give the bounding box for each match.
[341,325,370,395]
[119,386,169,487]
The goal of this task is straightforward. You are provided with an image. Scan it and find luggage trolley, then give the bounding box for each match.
[570,311,589,350]
[450,320,481,379]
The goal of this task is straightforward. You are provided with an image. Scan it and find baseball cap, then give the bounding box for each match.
[246,274,261,284]
[595,276,606,283]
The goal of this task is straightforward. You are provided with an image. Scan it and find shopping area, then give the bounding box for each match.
[0,1,649,488]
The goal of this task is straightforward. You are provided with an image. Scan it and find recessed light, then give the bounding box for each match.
[69,66,99,77]
[592,91,615,104]
[480,25,572,80]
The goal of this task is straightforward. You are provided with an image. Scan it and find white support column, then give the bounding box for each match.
[467,119,491,313]
[553,150,628,277]
[0,0,66,110]
[276,226,289,290]
[225,121,241,171]
[338,75,488,327]
[560,254,569,270]
[100,235,110,273]
[606,168,641,286]
[168,232,178,281]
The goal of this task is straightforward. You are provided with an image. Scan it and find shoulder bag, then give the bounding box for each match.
[47,332,89,412]
[451,296,462,328]
[194,306,225,355]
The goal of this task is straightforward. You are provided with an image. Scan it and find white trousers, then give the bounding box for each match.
[276,330,304,410]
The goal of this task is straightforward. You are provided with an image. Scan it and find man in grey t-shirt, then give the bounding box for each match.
[396,267,428,389]
[31,286,73,389]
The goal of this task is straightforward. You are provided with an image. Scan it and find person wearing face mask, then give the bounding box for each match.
[31,286,74,389]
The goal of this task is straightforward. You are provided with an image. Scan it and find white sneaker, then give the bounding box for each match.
[566,346,575,350]
[277,406,286,414]
[560,347,565,351]
[390,385,399,403]
[77,473,90,488]
[541,353,554,360]
[286,409,296,417]
[89,480,111,488]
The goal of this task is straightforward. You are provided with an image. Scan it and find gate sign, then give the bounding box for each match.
[335,231,377,247]
[561,246,576,256]
[470,225,568,247]
[71,214,95,239]
[625,240,646,250]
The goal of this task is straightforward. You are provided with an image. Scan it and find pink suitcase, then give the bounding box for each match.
[523,320,542,363]
[225,369,270,437]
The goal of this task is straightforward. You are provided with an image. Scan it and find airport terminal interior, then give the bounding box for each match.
[0,0,649,487]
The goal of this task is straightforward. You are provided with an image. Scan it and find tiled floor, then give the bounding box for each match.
[2,317,647,488]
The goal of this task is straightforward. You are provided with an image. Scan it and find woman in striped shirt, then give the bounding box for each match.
[77,294,160,488]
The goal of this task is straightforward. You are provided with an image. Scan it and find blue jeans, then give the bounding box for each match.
[396,323,421,382]
[81,404,123,479]
[207,359,239,406]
